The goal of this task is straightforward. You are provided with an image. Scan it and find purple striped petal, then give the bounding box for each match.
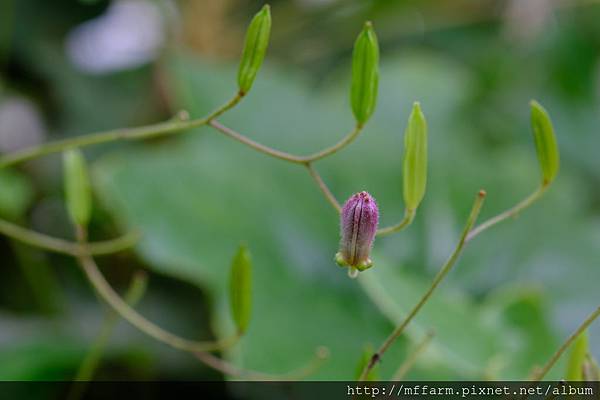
[336,191,378,271]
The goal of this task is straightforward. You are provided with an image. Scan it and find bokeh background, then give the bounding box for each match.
[0,0,599,384]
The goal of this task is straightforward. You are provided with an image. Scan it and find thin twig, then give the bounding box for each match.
[391,331,435,381]
[193,346,330,381]
[466,185,547,242]
[0,218,140,256]
[208,120,306,164]
[68,271,148,400]
[530,306,600,382]
[376,209,416,237]
[300,124,363,162]
[208,121,365,165]
[0,94,242,169]
[305,163,341,213]
[74,227,239,353]
[358,190,486,381]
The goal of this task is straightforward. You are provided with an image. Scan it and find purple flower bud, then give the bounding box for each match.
[335,191,379,275]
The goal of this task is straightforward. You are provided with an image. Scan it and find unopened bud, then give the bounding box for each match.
[403,102,428,212]
[350,22,379,126]
[229,244,253,334]
[530,100,559,186]
[335,191,379,276]
[63,148,92,228]
[237,5,271,95]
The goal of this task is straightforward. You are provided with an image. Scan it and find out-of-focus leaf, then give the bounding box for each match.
[481,287,558,379]
[92,51,588,378]
[0,169,34,220]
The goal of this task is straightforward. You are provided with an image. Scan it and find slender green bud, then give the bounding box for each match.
[403,102,428,212]
[566,330,589,381]
[237,5,271,95]
[229,244,252,334]
[350,21,379,126]
[63,148,92,228]
[530,100,559,186]
[354,344,379,381]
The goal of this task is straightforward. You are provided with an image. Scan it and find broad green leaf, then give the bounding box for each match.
[92,52,562,379]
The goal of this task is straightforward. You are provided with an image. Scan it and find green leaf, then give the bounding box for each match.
[403,102,428,212]
[63,148,92,228]
[229,245,252,334]
[530,100,559,185]
[237,5,271,95]
[92,53,562,380]
[566,330,588,381]
[350,21,379,125]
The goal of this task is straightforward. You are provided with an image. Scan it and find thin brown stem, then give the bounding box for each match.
[358,190,486,381]
[530,306,600,382]
[0,217,139,256]
[391,331,435,381]
[0,94,242,169]
[305,163,341,213]
[301,124,363,162]
[376,209,416,237]
[193,346,330,381]
[208,120,306,164]
[68,271,148,400]
[75,228,239,353]
[207,121,364,165]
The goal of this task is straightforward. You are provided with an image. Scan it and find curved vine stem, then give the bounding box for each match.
[305,163,341,212]
[208,120,306,163]
[0,217,139,256]
[466,185,547,242]
[0,93,243,169]
[300,124,363,162]
[530,306,600,382]
[358,190,486,381]
[194,346,330,381]
[68,271,148,400]
[75,227,239,353]
[376,209,416,237]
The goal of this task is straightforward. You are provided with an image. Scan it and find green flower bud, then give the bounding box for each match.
[530,100,559,186]
[63,148,92,228]
[403,102,428,212]
[566,330,589,381]
[229,244,252,334]
[350,21,379,126]
[354,344,379,381]
[237,5,271,96]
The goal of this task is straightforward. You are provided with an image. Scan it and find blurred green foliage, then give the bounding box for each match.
[1,0,599,383]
